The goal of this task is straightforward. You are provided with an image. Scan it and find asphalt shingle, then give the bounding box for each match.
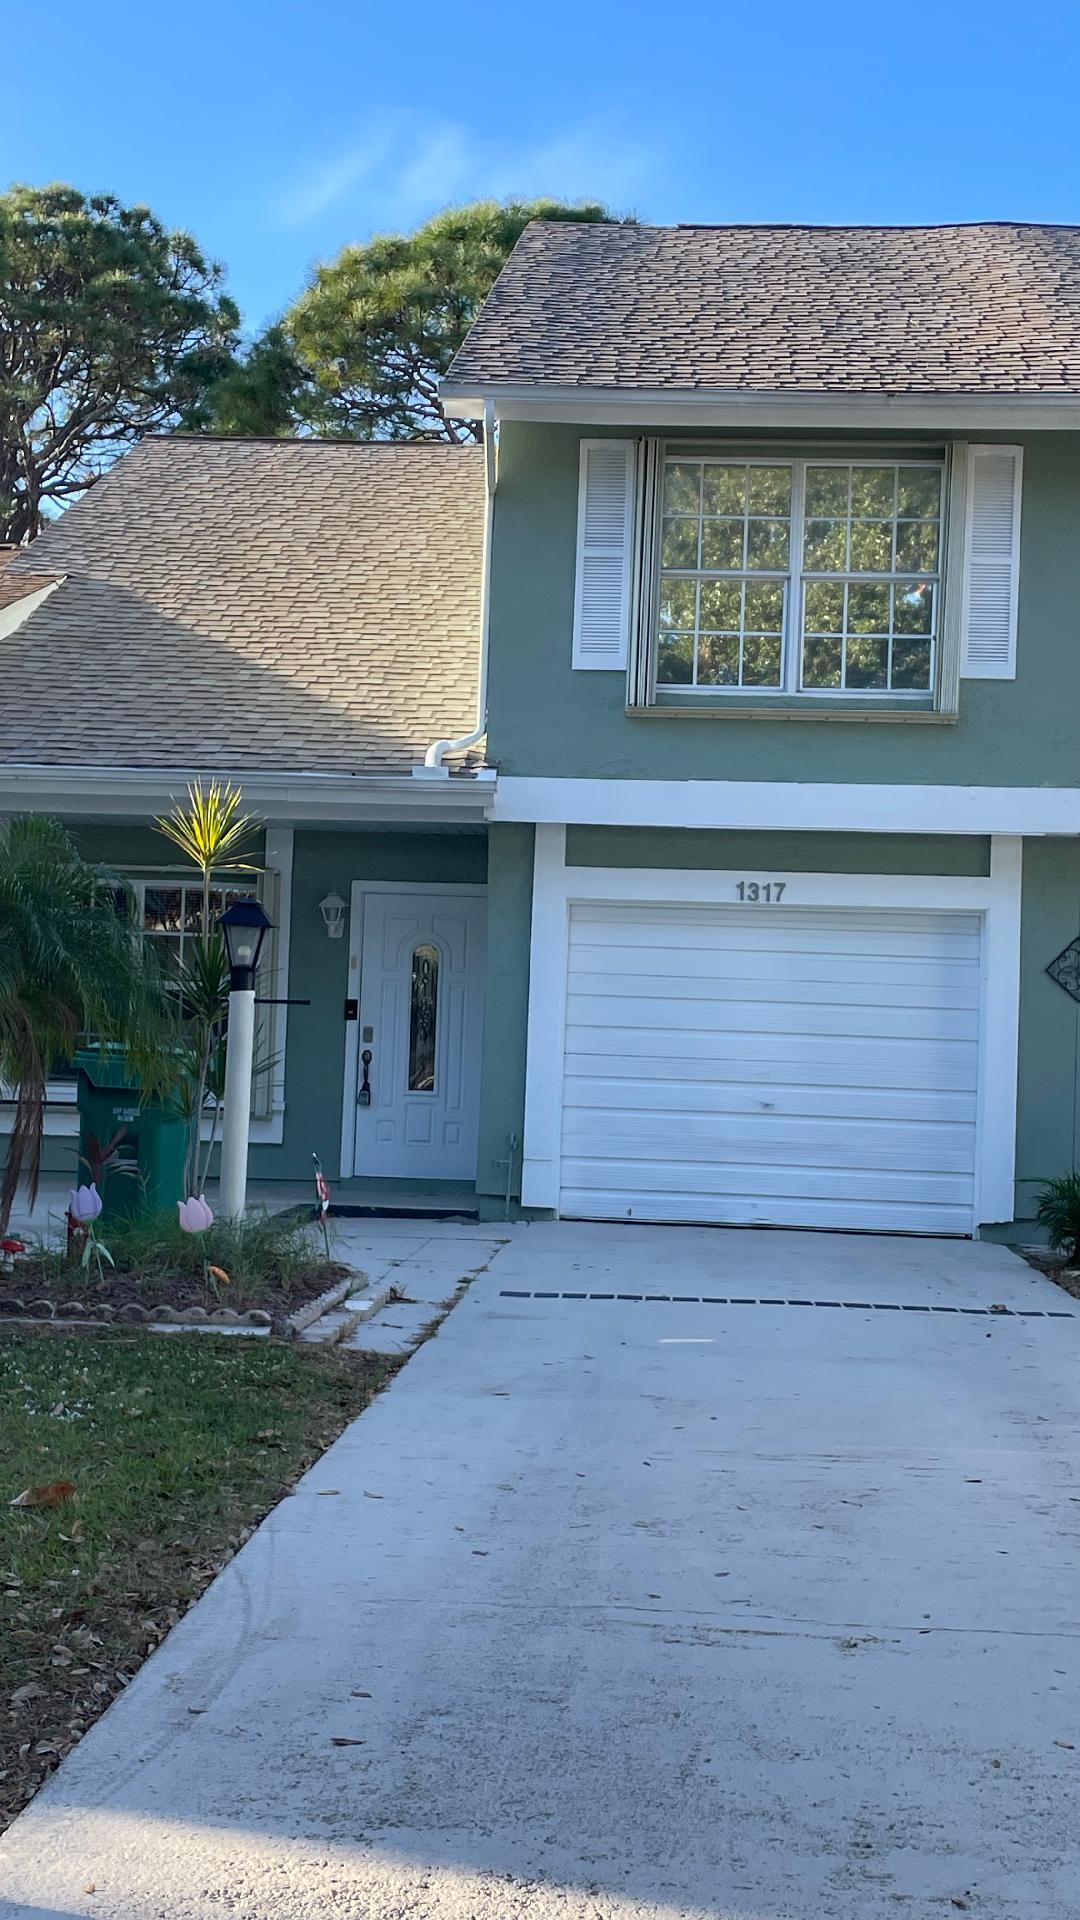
[445,221,1080,397]
[3,438,484,776]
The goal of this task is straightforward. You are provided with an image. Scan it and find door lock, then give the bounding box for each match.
[358,1047,373,1106]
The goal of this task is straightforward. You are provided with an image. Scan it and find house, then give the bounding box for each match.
[5,219,1080,1238]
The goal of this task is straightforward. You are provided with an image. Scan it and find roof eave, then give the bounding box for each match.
[440,383,1080,431]
[0,763,497,826]
[0,576,65,637]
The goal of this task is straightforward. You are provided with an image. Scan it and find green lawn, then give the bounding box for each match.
[0,1329,396,1831]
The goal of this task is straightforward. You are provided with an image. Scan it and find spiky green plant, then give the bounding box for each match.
[1035,1172,1080,1265]
[154,781,262,1190]
[154,781,259,931]
[0,817,175,1228]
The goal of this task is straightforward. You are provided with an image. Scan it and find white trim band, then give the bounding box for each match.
[494,776,1080,836]
[441,384,1080,432]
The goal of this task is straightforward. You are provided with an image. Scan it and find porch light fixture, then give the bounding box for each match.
[319,891,347,940]
[217,898,274,1220]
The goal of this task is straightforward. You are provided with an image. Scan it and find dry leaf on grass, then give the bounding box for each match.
[10,1481,76,1509]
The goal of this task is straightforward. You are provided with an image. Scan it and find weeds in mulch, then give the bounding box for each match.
[11,1207,346,1316]
[0,1328,399,1831]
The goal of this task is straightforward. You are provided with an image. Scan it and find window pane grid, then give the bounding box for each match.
[658,575,786,689]
[656,454,943,700]
[659,459,792,689]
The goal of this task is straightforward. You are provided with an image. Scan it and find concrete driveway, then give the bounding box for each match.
[2,1224,1080,1920]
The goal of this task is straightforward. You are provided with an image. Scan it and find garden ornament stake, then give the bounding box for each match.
[68,1181,113,1285]
[178,1192,230,1299]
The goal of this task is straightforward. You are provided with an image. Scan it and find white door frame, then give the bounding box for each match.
[339,882,487,1180]
[520,826,1022,1230]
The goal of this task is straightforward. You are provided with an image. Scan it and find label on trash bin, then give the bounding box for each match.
[112,1106,139,1124]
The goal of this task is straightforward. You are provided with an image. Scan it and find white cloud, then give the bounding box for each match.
[273,109,656,234]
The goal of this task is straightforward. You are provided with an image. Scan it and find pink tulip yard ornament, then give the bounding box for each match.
[67,1182,112,1284]
[69,1183,103,1225]
[177,1194,214,1234]
[177,1193,227,1301]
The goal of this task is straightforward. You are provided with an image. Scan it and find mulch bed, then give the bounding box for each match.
[0,1260,351,1325]
[1021,1248,1080,1302]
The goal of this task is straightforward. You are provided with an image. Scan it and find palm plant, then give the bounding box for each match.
[154,781,261,1191]
[1034,1172,1080,1266]
[0,816,174,1230]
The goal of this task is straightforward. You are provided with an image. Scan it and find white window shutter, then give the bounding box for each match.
[960,446,1023,679]
[572,439,635,670]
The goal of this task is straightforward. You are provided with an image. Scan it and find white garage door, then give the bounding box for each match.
[560,903,982,1234]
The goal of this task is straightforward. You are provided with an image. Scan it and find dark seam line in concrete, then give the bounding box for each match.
[498,1291,1074,1318]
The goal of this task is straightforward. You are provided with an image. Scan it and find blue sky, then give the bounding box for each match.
[3,0,1078,334]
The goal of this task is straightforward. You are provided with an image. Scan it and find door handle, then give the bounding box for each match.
[358,1047,372,1106]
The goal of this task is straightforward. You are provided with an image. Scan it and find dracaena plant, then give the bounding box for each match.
[154,781,262,1191]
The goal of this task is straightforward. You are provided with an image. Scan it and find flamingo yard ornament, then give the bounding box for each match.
[312,1152,332,1256]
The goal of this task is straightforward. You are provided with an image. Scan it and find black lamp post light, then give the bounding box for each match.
[219,898,273,991]
[217,898,274,1217]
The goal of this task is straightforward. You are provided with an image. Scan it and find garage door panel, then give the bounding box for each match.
[569,964,980,1011]
[558,1187,971,1234]
[565,1033,980,1091]
[571,908,982,962]
[571,943,979,987]
[559,902,982,1234]
[562,1075,979,1125]
[561,1111,977,1173]
[560,1157,975,1206]
[566,993,980,1043]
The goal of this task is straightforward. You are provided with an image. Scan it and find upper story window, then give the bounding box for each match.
[656,456,942,699]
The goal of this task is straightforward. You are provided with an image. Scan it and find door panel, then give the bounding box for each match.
[352,891,485,1182]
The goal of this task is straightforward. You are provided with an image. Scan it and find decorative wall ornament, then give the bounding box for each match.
[1046,938,1080,1002]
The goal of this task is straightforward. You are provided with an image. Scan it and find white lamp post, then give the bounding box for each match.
[217,899,273,1220]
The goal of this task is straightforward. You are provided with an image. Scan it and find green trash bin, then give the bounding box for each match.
[74,1047,189,1224]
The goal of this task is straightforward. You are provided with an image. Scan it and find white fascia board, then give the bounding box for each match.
[0,765,496,825]
[492,776,1080,837]
[441,384,1080,432]
[0,577,64,640]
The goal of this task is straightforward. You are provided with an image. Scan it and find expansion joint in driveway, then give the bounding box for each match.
[499,1290,1074,1318]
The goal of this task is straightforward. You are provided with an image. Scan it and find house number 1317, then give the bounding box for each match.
[735,881,786,902]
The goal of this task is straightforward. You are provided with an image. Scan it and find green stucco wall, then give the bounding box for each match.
[565,828,990,875]
[487,423,1080,787]
[1013,838,1080,1225]
[43,824,486,1187]
[251,828,486,1183]
[475,823,534,1209]
[29,819,1080,1235]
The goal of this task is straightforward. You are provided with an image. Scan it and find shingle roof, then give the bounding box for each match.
[0,571,58,612]
[445,221,1080,398]
[2,437,484,776]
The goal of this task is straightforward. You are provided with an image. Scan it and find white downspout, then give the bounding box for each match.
[417,398,496,775]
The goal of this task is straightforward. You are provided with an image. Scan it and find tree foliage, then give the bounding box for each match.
[0,184,239,540]
[0,817,175,1228]
[282,198,620,443]
[187,324,312,439]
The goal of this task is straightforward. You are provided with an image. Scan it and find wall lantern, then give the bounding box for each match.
[320,891,348,940]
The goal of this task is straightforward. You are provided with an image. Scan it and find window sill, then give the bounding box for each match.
[628,700,957,725]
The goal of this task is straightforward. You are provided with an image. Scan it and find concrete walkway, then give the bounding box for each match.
[2,1225,1080,1919]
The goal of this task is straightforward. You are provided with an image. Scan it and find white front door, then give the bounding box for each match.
[350,888,486,1182]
